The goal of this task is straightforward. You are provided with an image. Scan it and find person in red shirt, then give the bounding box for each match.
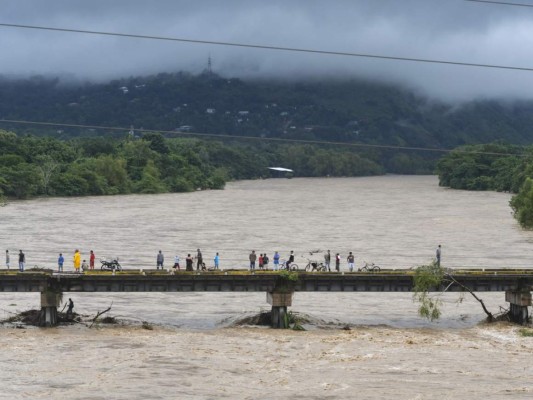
[89,250,95,270]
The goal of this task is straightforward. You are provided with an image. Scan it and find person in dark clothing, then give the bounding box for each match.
[286,251,294,269]
[66,298,74,319]
[196,249,203,270]
[186,254,194,271]
[156,250,164,269]
[249,250,257,270]
[18,250,25,272]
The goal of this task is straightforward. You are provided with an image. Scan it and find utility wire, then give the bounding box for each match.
[1,22,533,72]
[465,0,533,8]
[0,118,528,158]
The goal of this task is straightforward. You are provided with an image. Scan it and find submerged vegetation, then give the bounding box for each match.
[413,262,445,321]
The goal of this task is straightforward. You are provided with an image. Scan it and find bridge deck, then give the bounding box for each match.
[0,269,532,293]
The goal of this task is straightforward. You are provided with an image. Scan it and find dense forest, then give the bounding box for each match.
[436,142,533,228]
[3,72,533,150]
[0,129,384,200]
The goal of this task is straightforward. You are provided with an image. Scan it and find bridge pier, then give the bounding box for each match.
[39,291,61,327]
[505,290,531,325]
[267,292,293,329]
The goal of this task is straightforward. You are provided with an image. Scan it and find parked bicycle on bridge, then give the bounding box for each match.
[305,259,327,272]
[358,262,381,272]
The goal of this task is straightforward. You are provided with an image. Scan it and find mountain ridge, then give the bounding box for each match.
[2,72,533,150]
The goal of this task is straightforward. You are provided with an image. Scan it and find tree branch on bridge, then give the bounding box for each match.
[413,262,494,322]
[444,272,494,321]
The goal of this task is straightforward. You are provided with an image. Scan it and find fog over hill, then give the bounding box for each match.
[2,72,533,155]
[3,0,533,101]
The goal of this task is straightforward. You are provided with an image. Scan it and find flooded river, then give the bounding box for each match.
[1,175,532,399]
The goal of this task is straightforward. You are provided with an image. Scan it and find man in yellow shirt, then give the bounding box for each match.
[73,249,81,273]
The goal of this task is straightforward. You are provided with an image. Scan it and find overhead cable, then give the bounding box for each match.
[1,22,533,72]
[465,0,533,8]
[0,118,528,158]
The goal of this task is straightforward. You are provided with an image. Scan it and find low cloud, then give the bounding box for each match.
[3,0,533,101]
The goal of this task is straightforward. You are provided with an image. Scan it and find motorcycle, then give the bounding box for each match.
[100,258,122,271]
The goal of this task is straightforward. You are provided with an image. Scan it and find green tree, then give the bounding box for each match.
[95,155,130,194]
[134,160,167,193]
[141,132,169,154]
[51,172,90,196]
[120,139,158,181]
[35,155,60,195]
[510,177,533,228]
[413,261,495,322]
[0,164,40,199]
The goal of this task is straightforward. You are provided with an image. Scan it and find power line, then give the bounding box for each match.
[0,118,528,158]
[1,22,533,73]
[465,0,533,8]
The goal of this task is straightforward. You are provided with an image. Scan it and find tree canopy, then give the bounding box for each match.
[0,130,386,200]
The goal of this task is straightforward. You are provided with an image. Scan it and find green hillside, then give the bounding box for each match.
[2,72,533,150]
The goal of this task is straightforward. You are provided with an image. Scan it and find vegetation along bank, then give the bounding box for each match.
[436,142,533,229]
[0,129,385,200]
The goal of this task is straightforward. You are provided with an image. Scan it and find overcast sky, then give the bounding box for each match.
[3,0,533,101]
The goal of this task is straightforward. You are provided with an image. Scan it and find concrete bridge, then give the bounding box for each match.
[0,268,532,327]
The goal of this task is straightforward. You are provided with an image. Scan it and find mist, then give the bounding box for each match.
[3,0,533,101]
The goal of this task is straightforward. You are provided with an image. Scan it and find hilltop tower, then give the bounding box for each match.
[207,54,213,75]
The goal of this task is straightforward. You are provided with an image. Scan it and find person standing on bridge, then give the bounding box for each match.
[18,250,25,272]
[347,252,355,272]
[324,250,331,272]
[196,249,203,270]
[73,249,81,273]
[6,250,10,270]
[436,245,442,266]
[249,250,257,270]
[214,252,220,270]
[263,253,269,270]
[335,253,340,272]
[186,254,193,271]
[173,254,180,270]
[157,250,164,269]
[89,250,95,270]
[273,251,280,271]
[58,253,64,272]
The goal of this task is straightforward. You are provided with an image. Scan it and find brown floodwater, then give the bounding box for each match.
[1,176,532,399]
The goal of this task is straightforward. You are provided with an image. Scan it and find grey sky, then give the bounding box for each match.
[2,0,533,101]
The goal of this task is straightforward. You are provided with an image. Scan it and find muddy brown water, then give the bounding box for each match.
[1,176,532,399]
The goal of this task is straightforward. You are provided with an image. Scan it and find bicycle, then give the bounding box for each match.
[305,259,326,272]
[358,262,381,272]
[280,259,299,271]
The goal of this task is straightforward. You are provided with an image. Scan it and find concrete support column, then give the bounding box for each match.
[39,291,61,327]
[267,291,293,329]
[505,290,531,325]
